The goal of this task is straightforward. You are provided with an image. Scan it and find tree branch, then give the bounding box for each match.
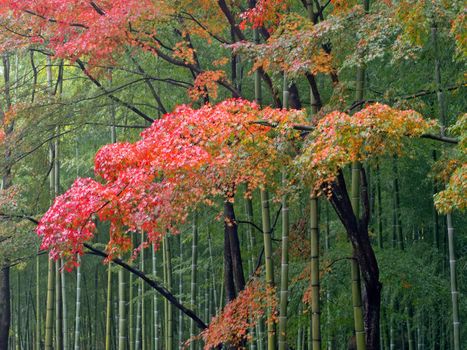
[83,243,207,329]
[75,59,154,123]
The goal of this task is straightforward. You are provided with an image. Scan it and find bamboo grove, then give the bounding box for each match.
[0,1,465,350]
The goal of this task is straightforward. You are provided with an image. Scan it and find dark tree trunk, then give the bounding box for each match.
[0,265,10,350]
[224,201,246,294]
[327,170,382,350]
[224,221,236,303]
[288,83,302,109]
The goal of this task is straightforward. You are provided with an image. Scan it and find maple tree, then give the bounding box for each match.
[37,99,305,268]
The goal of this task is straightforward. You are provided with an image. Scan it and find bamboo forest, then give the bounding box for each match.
[0,1,465,349]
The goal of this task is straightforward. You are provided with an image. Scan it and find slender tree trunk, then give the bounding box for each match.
[141,235,146,350]
[432,151,440,249]
[260,189,276,350]
[392,158,404,250]
[44,58,56,348]
[36,255,41,350]
[430,22,461,350]
[278,75,290,350]
[310,195,320,350]
[118,265,127,350]
[351,164,366,350]
[129,235,135,350]
[163,235,173,350]
[44,258,55,350]
[105,264,113,350]
[178,236,183,348]
[152,244,159,350]
[207,229,218,314]
[74,256,82,350]
[347,2,382,349]
[375,161,383,249]
[189,217,198,350]
[55,262,63,350]
[406,307,414,350]
[15,276,20,350]
[446,214,460,350]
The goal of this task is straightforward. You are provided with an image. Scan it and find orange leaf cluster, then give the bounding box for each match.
[239,0,287,32]
[188,70,227,101]
[297,103,435,192]
[200,279,277,349]
[434,113,466,214]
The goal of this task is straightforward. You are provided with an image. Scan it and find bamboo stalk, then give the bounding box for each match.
[152,244,159,350]
[74,256,82,350]
[178,235,183,348]
[105,264,112,350]
[35,255,40,350]
[163,235,173,350]
[189,216,198,350]
[278,74,290,350]
[431,21,461,350]
[260,189,276,350]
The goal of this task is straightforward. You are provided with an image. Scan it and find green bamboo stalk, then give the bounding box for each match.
[163,235,173,350]
[433,22,460,350]
[310,194,320,350]
[392,158,404,250]
[141,233,146,350]
[253,26,266,350]
[297,304,303,350]
[278,74,290,350]
[350,1,369,347]
[244,192,256,276]
[417,312,423,350]
[375,161,383,249]
[432,151,440,249]
[178,235,183,348]
[44,262,55,350]
[407,307,414,350]
[15,272,20,350]
[44,56,55,350]
[61,259,68,350]
[105,264,112,350]
[54,130,63,349]
[35,255,40,350]
[325,204,333,350]
[152,243,159,350]
[74,256,82,350]
[207,229,218,314]
[351,160,366,350]
[163,234,168,348]
[243,192,260,350]
[389,318,395,350]
[129,235,134,350]
[431,22,460,350]
[118,266,126,350]
[446,214,460,350]
[189,216,198,350]
[204,270,209,322]
[260,189,276,350]
[135,257,141,350]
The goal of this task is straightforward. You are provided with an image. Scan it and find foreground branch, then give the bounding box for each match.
[83,243,207,330]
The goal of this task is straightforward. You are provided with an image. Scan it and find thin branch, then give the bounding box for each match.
[75,59,154,123]
[237,220,263,234]
[83,243,207,329]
